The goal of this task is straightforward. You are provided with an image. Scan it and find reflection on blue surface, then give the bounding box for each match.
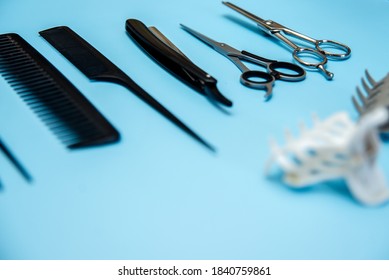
[0,0,389,260]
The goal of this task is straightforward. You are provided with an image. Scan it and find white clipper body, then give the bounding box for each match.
[266,108,389,206]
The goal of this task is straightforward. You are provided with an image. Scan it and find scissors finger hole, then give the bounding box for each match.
[316,40,351,60]
[269,62,306,80]
[293,48,327,68]
[241,71,274,88]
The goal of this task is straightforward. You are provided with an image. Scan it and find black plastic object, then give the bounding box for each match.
[125,19,232,107]
[0,33,120,149]
[0,138,32,182]
[240,50,305,80]
[39,26,214,152]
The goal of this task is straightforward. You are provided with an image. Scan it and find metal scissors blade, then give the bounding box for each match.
[221,2,289,39]
[180,24,239,57]
[222,1,351,80]
[222,1,266,25]
[181,24,275,99]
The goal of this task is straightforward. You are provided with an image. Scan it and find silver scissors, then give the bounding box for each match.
[223,2,351,80]
[181,24,306,100]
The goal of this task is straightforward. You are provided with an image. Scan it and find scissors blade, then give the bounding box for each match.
[180,24,228,55]
[222,2,266,25]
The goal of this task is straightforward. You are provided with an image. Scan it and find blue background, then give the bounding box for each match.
[1,0,389,259]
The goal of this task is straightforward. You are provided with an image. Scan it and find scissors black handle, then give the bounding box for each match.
[240,70,274,88]
[239,70,274,100]
[241,50,306,81]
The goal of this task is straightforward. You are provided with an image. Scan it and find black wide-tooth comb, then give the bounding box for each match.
[39,26,214,152]
[0,33,120,148]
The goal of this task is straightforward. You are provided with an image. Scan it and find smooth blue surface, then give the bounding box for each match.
[0,0,389,259]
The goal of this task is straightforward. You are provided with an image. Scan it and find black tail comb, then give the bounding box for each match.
[39,26,215,151]
[0,33,120,149]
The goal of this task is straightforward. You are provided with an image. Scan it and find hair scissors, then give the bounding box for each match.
[222,2,351,80]
[181,24,306,100]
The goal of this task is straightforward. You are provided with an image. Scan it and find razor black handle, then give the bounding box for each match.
[126,19,232,107]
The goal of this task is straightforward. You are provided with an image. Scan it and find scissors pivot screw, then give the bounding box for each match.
[181,23,306,100]
[223,2,351,80]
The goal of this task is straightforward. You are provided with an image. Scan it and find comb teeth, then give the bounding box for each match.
[352,70,389,115]
[0,33,119,148]
[352,70,389,136]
